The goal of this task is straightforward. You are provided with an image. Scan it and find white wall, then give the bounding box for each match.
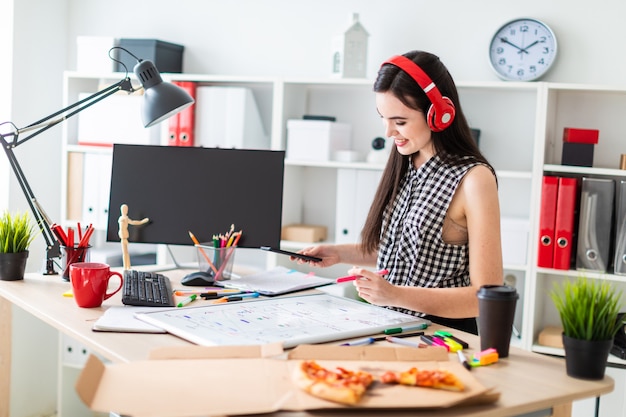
[6,0,68,272]
[64,0,626,84]
[0,0,14,211]
[7,0,626,271]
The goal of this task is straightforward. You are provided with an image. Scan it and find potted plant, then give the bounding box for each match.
[551,276,625,380]
[0,210,37,281]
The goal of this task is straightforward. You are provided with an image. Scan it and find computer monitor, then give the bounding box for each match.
[106,144,285,249]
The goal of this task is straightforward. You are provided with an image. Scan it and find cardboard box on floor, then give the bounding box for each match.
[76,343,499,417]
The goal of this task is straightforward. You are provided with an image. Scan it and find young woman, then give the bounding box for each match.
[297,50,503,334]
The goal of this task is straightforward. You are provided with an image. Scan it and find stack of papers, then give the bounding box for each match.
[216,266,334,295]
[92,306,167,333]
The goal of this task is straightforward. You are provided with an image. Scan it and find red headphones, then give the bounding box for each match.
[382,55,456,132]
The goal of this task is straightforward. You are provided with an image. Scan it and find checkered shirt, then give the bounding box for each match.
[377,154,483,317]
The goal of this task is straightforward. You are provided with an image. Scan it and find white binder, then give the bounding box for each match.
[335,168,381,244]
[194,86,269,150]
[81,153,113,230]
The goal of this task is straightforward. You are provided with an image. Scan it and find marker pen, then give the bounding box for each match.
[457,350,472,371]
[176,294,197,308]
[212,292,260,304]
[441,337,463,352]
[340,337,375,346]
[383,322,429,335]
[335,269,389,283]
[385,336,426,348]
[433,330,469,349]
[431,335,462,352]
[430,336,450,351]
[420,335,449,351]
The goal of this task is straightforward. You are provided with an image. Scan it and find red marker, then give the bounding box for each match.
[335,269,388,283]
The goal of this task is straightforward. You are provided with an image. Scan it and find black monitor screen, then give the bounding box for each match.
[106,144,285,248]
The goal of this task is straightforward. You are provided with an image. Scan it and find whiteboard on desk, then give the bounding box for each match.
[135,293,429,348]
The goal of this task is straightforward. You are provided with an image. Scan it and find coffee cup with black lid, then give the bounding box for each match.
[477,285,518,358]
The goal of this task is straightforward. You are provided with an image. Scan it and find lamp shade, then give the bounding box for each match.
[133,59,195,127]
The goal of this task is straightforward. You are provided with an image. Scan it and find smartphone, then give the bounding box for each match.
[260,246,322,262]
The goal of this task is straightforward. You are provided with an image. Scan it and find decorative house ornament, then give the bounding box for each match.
[331,13,369,78]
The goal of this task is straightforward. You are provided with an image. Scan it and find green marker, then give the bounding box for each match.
[383,322,428,335]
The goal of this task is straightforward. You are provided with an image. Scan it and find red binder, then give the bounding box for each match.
[537,176,559,268]
[176,81,197,147]
[553,177,578,270]
[167,112,179,146]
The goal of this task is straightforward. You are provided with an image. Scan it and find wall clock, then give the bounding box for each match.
[489,18,558,81]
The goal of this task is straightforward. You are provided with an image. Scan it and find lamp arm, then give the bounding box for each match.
[12,77,134,148]
[1,76,135,274]
[1,132,59,272]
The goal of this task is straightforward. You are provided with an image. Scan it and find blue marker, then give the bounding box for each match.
[212,292,260,304]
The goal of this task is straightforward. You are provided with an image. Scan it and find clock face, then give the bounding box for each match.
[489,18,558,81]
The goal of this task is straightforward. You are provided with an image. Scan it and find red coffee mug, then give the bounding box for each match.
[70,262,123,308]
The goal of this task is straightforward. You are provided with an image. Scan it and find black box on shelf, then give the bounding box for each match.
[115,39,184,73]
[561,142,594,167]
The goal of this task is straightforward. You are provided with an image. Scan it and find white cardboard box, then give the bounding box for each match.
[76,344,494,417]
[287,120,351,161]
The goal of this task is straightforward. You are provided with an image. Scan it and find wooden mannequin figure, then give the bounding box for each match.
[118,204,149,270]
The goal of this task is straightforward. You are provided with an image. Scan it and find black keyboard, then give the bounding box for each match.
[122,270,175,307]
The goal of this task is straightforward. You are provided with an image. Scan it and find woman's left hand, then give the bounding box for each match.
[349,266,398,306]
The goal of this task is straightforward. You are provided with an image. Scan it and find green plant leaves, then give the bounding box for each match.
[551,277,625,341]
[0,211,37,253]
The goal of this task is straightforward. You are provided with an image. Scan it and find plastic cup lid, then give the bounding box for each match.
[477,285,519,300]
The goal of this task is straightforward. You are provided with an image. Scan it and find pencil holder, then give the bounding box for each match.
[61,245,91,281]
[195,244,236,281]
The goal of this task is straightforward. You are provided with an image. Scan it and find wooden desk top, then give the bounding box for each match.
[0,269,615,417]
[0,269,194,363]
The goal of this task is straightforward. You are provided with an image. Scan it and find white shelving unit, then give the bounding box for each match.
[60,72,626,415]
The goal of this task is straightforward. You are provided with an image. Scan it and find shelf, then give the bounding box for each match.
[285,159,385,170]
[536,268,626,284]
[65,144,114,154]
[544,164,626,178]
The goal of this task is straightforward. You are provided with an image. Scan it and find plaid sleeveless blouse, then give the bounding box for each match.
[377,154,483,318]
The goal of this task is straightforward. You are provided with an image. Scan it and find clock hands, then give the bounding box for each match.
[500,37,543,56]
[499,37,527,53]
[519,40,540,54]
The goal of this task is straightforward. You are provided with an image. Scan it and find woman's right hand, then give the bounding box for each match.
[293,244,340,268]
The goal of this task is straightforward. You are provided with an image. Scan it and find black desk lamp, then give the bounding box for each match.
[0,47,194,275]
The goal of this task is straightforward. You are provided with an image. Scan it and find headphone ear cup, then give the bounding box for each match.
[427,96,456,132]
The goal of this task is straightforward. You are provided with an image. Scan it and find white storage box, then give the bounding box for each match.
[286,120,351,161]
[76,36,117,72]
[77,93,156,146]
[500,217,530,266]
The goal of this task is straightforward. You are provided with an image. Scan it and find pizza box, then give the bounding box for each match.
[76,343,499,417]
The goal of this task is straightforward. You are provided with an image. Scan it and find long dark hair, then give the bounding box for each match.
[360,50,494,254]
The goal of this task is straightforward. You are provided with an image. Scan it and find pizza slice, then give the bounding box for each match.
[380,366,464,391]
[292,360,374,405]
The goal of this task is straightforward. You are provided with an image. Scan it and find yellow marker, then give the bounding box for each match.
[442,337,464,352]
[63,290,73,297]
